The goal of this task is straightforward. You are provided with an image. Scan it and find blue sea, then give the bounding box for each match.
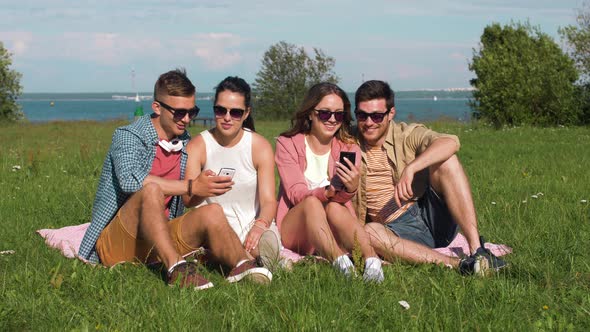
[17,91,474,123]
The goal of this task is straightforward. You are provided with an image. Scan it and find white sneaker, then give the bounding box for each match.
[333,255,356,278]
[258,229,280,271]
[363,257,384,283]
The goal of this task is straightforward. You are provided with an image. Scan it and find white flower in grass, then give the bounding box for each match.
[12,165,21,171]
[531,195,539,199]
[537,192,544,196]
[522,200,527,203]
[582,199,588,204]
[398,300,410,310]
[491,202,497,205]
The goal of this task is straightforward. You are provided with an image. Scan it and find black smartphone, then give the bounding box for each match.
[339,151,356,169]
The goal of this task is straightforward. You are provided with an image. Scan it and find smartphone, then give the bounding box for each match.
[339,151,356,169]
[217,167,236,179]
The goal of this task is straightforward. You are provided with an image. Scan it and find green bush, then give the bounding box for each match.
[469,22,580,127]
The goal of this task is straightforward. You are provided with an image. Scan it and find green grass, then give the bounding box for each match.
[1,120,589,330]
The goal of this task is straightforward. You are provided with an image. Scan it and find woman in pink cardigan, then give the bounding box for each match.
[275,82,384,282]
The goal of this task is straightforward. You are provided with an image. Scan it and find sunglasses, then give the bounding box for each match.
[156,100,200,121]
[354,110,390,123]
[314,109,345,123]
[213,105,246,119]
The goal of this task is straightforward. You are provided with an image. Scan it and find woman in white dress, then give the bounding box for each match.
[184,76,279,269]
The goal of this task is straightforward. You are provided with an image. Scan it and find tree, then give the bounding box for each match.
[253,41,339,120]
[560,2,590,82]
[559,2,590,124]
[0,41,23,122]
[469,22,579,127]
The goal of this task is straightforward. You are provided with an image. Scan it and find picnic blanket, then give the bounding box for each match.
[37,223,512,264]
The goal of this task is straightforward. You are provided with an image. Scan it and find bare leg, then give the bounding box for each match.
[365,223,459,267]
[325,202,376,259]
[280,196,345,262]
[429,155,481,253]
[118,183,182,269]
[178,203,249,267]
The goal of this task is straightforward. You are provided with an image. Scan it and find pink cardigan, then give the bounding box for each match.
[275,133,362,229]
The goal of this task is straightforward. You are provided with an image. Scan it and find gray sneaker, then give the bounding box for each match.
[258,229,281,271]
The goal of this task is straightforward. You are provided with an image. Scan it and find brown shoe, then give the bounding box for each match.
[226,259,272,284]
[167,261,214,290]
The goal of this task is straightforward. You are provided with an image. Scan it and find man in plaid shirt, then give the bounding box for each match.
[79,69,272,289]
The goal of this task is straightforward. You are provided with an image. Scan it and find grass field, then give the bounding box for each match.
[1,120,589,330]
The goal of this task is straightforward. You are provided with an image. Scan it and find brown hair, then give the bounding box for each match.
[354,80,395,111]
[153,68,195,100]
[280,82,355,144]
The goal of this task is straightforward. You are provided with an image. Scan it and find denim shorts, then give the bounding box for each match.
[384,186,458,248]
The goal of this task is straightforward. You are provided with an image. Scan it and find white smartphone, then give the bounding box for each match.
[217,167,236,179]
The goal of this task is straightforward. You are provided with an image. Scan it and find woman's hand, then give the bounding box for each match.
[244,221,267,252]
[334,157,359,193]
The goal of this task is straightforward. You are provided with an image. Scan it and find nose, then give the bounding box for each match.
[181,112,191,123]
[364,115,375,125]
[223,111,232,121]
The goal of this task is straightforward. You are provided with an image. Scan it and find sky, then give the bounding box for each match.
[0,0,585,93]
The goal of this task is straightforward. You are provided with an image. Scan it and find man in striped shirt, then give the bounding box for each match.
[352,80,506,275]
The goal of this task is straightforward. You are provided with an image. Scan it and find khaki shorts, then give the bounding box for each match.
[95,211,198,267]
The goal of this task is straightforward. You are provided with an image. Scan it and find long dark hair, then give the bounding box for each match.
[281,82,355,144]
[214,76,255,131]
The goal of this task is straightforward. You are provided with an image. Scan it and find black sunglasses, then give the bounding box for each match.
[213,105,246,119]
[314,109,345,123]
[354,110,390,123]
[156,100,200,121]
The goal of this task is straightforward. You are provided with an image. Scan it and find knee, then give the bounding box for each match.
[300,196,325,216]
[301,195,322,207]
[324,201,342,215]
[199,203,224,216]
[430,154,462,178]
[139,183,165,204]
[191,203,227,227]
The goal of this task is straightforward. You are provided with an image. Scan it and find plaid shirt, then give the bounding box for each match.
[78,115,190,263]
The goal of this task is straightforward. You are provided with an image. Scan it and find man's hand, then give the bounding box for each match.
[191,169,234,197]
[334,158,359,193]
[244,222,266,252]
[394,165,415,208]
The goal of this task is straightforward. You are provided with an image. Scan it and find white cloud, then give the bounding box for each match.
[191,33,246,70]
[0,31,33,56]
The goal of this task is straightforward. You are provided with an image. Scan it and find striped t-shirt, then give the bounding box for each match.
[365,146,414,224]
